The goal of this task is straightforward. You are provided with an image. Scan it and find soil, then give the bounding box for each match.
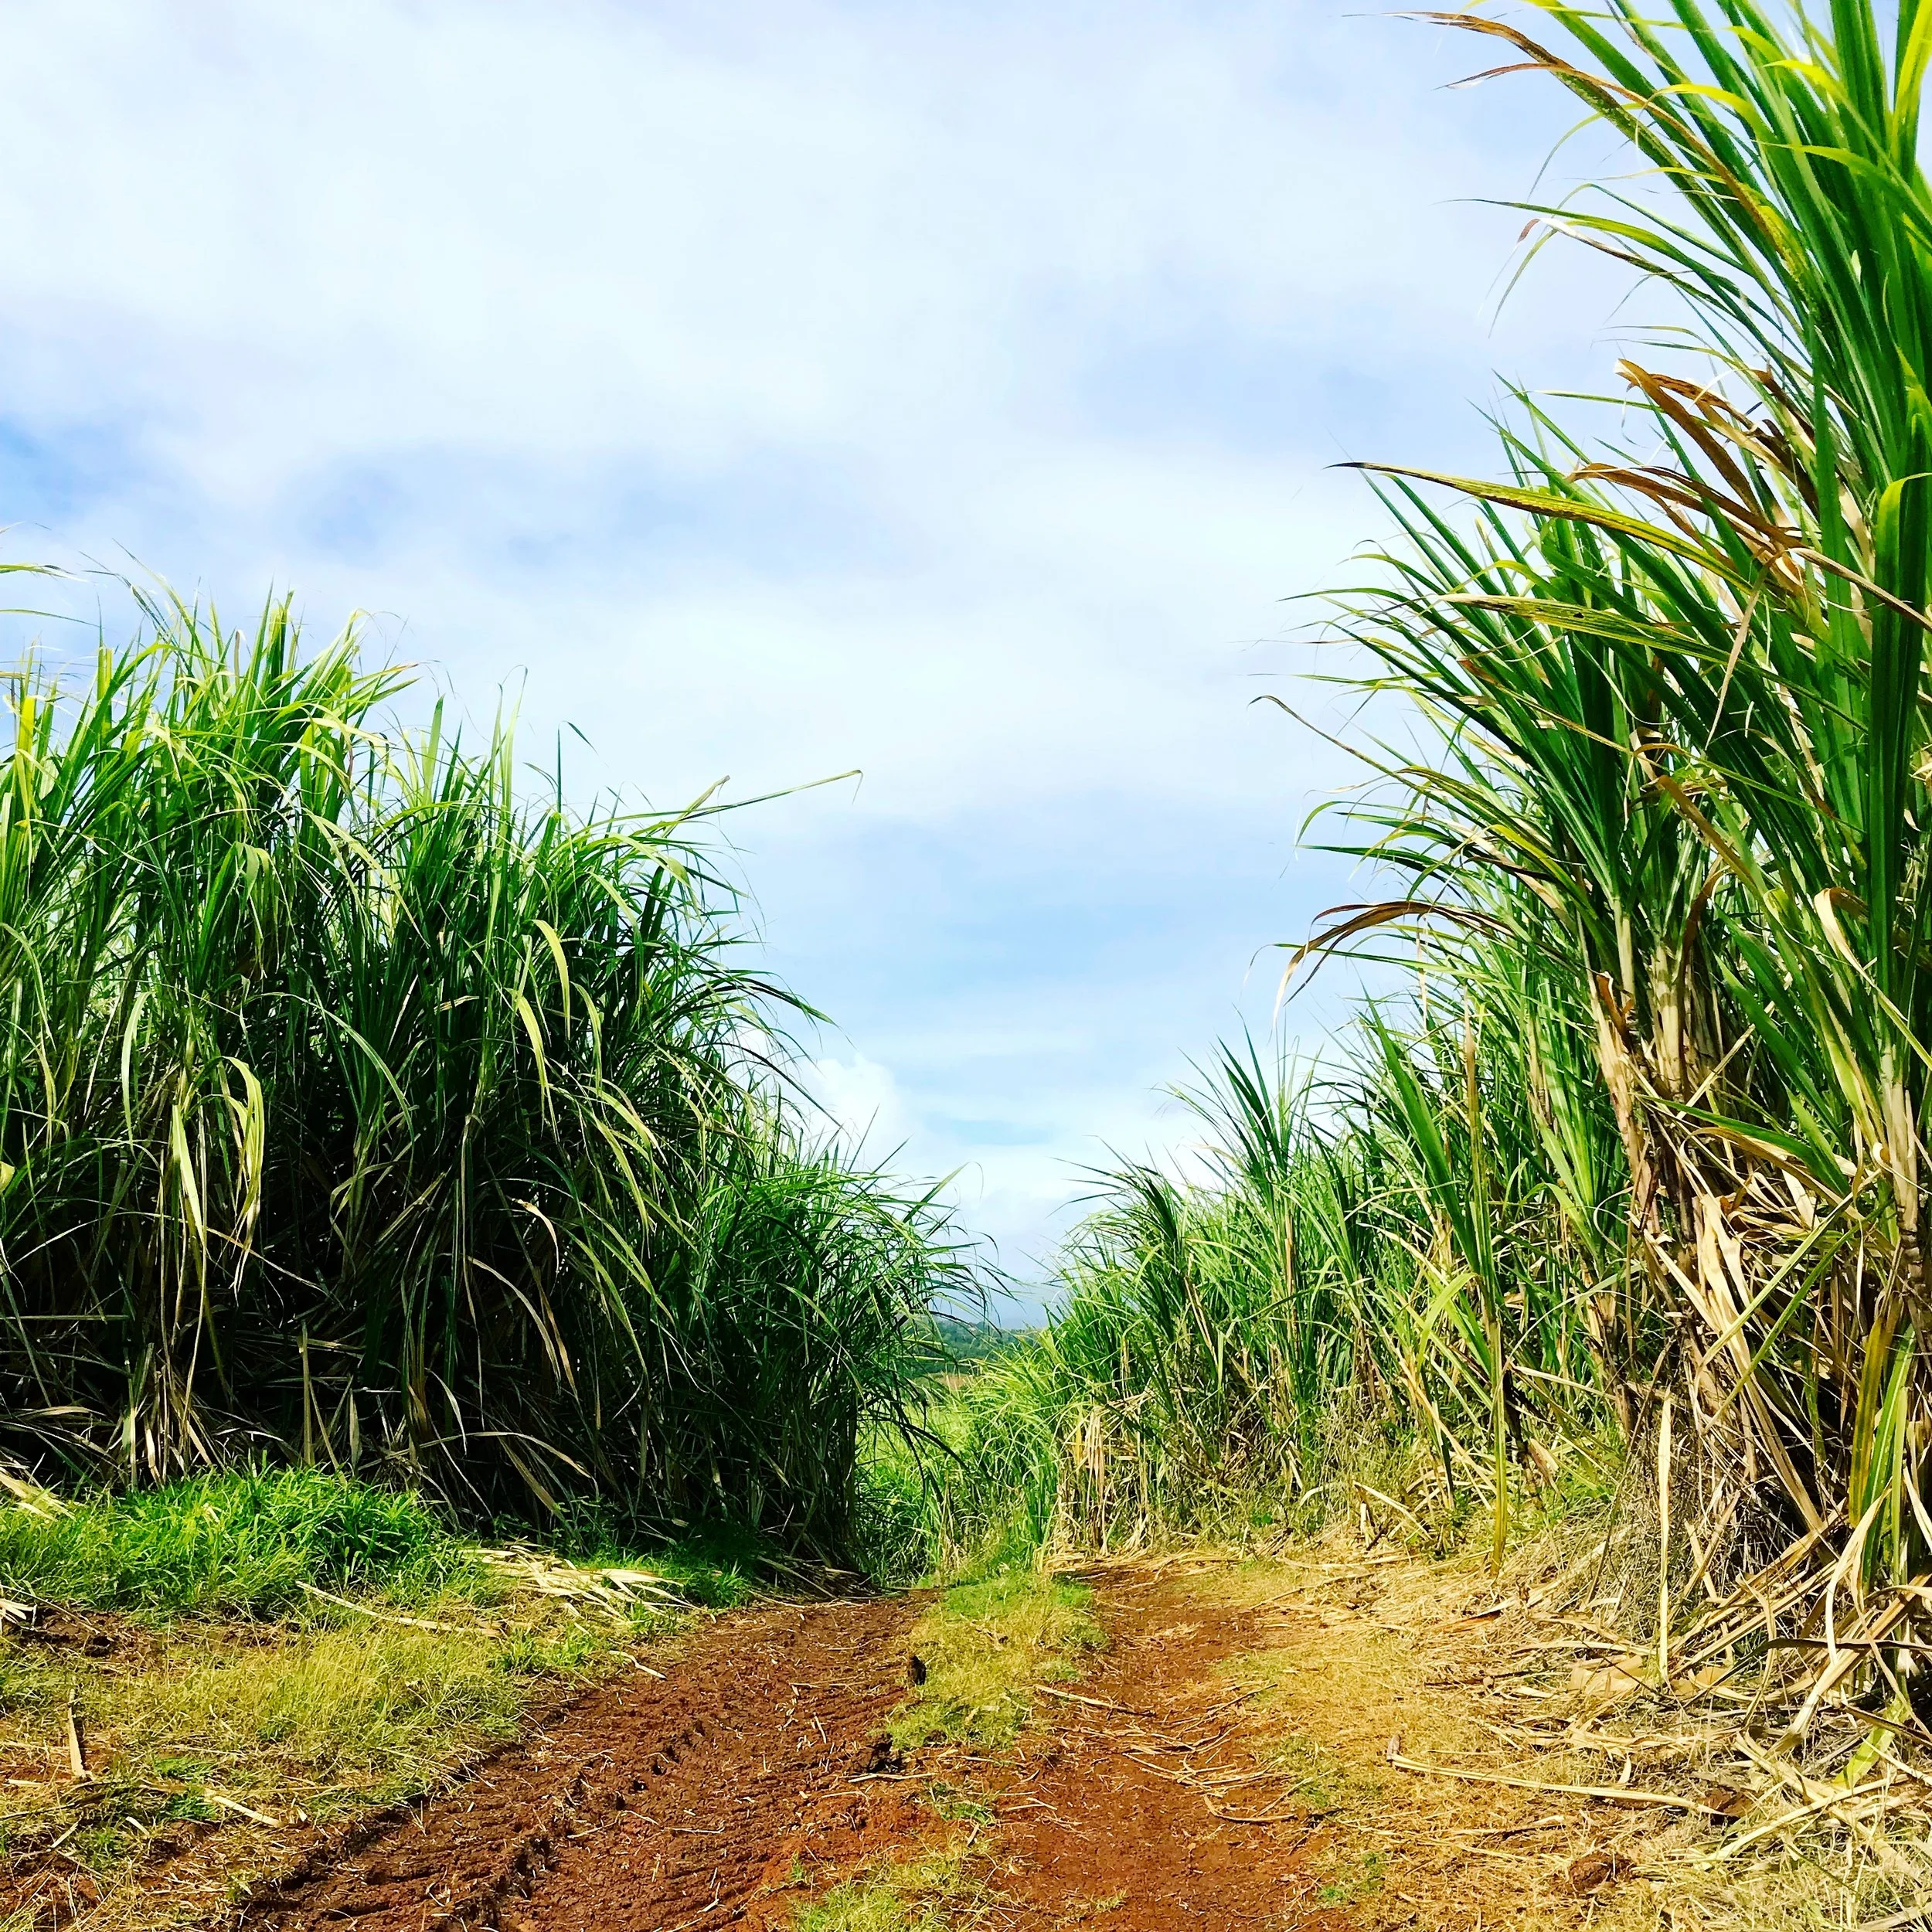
[222,1596,926,1932]
[958,1561,1360,1929]
[218,1573,1366,1932]
[19,1556,1685,1930]
[922,1553,1645,1929]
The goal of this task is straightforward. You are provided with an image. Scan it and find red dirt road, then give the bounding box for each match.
[0,1557,1668,1929]
[971,1564,1353,1929]
[215,1569,1376,1932]
[219,1569,1376,1932]
[228,1597,923,1932]
[218,1568,1402,1930]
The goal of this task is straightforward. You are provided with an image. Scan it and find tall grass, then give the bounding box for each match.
[953,0,1932,1739]
[0,592,971,1556]
[1304,0,1932,1630]
[929,1020,1615,1563]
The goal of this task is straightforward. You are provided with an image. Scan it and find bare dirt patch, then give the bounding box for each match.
[219,1596,922,1932]
[951,1559,1355,1928]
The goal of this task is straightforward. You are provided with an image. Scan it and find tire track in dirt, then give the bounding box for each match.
[209,1562,1553,1931]
[215,1569,1362,1932]
[222,1595,921,1932]
[958,1561,1356,1930]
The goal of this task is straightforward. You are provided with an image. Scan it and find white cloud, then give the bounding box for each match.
[0,3,1599,457]
[0,0,1648,1291]
[802,1053,916,1158]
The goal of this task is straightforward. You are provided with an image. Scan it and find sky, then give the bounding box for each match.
[0,0,1642,1312]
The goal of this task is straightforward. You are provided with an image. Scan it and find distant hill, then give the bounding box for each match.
[931,1313,1032,1366]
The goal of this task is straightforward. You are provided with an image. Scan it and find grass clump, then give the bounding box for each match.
[793,1840,972,1932]
[115,1621,577,1803]
[889,1563,1101,1753]
[0,1618,587,1816]
[1312,1851,1386,1910]
[538,1502,764,1607]
[0,1471,487,1617]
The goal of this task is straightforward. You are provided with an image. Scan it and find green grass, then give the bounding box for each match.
[889,1561,1102,1753]
[0,1470,783,1624]
[0,1619,582,1815]
[1312,1852,1386,1910]
[0,1470,488,1617]
[792,1842,973,1932]
[538,1501,765,1607]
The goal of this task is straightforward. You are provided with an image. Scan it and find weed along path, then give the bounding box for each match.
[182,1551,1659,1932]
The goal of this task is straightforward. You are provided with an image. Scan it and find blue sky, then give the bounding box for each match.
[0,0,1641,1311]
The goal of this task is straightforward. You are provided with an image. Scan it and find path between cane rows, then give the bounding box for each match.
[216,1563,1609,1932]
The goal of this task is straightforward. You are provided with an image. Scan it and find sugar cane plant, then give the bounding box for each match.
[0,590,971,1556]
[940,0,1932,1760]
[1303,0,1932,1716]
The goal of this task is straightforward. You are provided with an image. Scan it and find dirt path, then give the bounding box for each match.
[960,1563,1352,1929]
[202,1557,1647,1930]
[226,1597,923,1932]
[213,1570,1341,1932]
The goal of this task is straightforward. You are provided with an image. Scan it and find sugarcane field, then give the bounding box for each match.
[6,0,1932,1925]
